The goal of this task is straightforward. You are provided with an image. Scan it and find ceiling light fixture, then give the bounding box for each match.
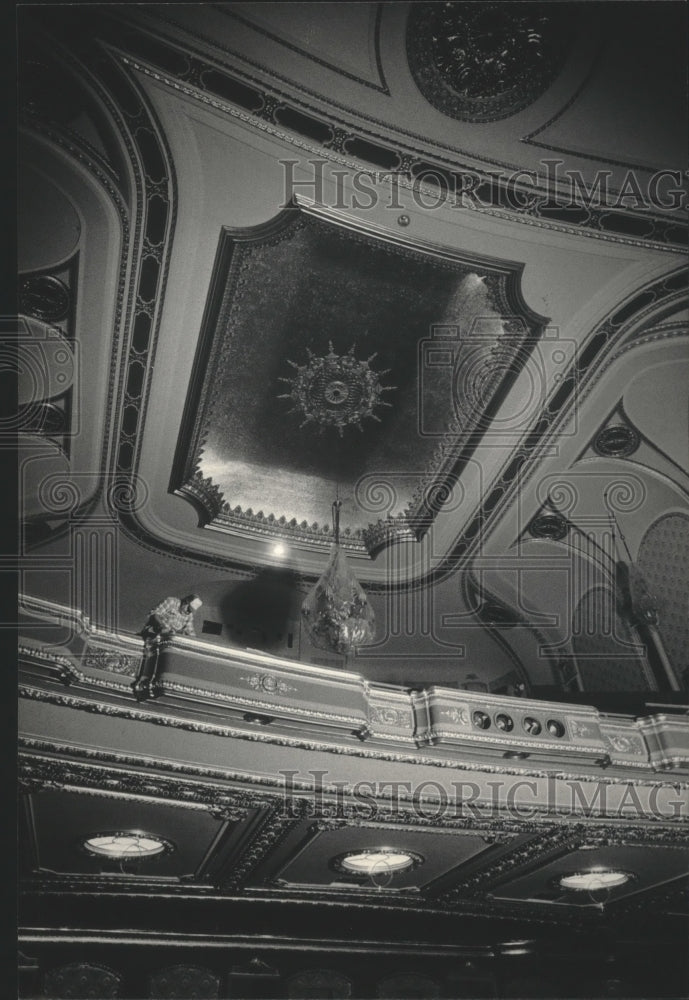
[271,541,288,559]
[81,832,171,859]
[558,869,631,891]
[301,499,375,656]
[331,848,423,879]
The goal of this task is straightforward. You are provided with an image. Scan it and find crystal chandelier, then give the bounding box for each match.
[301,500,375,656]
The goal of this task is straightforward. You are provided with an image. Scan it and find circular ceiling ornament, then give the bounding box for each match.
[558,869,632,892]
[278,343,395,436]
[406,2,573,123]
[19,274,70,322]
[330,848,424,885]
[81,831,172,860]
[529,512,569,540]
[593,424,640,458]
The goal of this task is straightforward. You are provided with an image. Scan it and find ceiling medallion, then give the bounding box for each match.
[594,424,640,458]
[301,500,375,656]
[529,511,569,540]
[278,343,395,436]
[19,273,71,322]
[406,2,572,123]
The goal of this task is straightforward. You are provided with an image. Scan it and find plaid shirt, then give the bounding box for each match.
[150,597,196,637]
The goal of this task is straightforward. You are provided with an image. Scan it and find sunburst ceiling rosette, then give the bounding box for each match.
[278,343,395,436]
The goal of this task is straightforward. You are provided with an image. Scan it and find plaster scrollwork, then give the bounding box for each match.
[239,673,297,695]
[440,707,470,726]
[83,647,141,676]
[604,734,646,756]
[369,706,413,729]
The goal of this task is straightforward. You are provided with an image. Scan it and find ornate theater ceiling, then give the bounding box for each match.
[15,1,689,995]
[172,202,547,556]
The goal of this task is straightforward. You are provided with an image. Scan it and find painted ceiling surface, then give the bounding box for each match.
[180,210,540,544]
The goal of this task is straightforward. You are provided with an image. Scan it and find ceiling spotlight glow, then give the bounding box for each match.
[271,541,288,558]
[82,832,170,859]
[559,870,630,891]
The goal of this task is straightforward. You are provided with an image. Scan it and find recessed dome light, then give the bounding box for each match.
[341,851,413,874]
[82,832,170,859]
[559,869,630,891]
[331,848,423,878]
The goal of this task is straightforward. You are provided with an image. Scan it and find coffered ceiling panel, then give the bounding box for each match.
[491,844,689,907]
[264,824,494,891]
[173,203,547,556]
[23,791,226,880]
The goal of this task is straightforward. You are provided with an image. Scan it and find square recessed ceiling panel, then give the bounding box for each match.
[24,791,225,879]
[490,844,689,906]
[173,205,546,558]
[265,823,494,890]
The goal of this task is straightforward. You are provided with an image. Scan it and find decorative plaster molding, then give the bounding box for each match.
[127,8,687,237]
[406,2,573,124]
[18,597,689,786]
[18,683,689,797]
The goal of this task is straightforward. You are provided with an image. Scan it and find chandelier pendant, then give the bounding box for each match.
[301,500,376,656]
[278,342,395,436]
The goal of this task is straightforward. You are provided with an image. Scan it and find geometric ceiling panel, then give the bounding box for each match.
[263,824,494,890]
[491,844,689,906]
[24,792,226,879]
[173,204,547,557]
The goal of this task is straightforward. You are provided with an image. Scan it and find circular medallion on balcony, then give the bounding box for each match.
[406,2,572,123]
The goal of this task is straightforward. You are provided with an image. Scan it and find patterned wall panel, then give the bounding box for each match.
[637,513,689,687]
[572,587,651,691]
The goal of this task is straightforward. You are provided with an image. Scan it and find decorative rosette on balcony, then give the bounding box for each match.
[278,343,394,436]
[301,500,375,656]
